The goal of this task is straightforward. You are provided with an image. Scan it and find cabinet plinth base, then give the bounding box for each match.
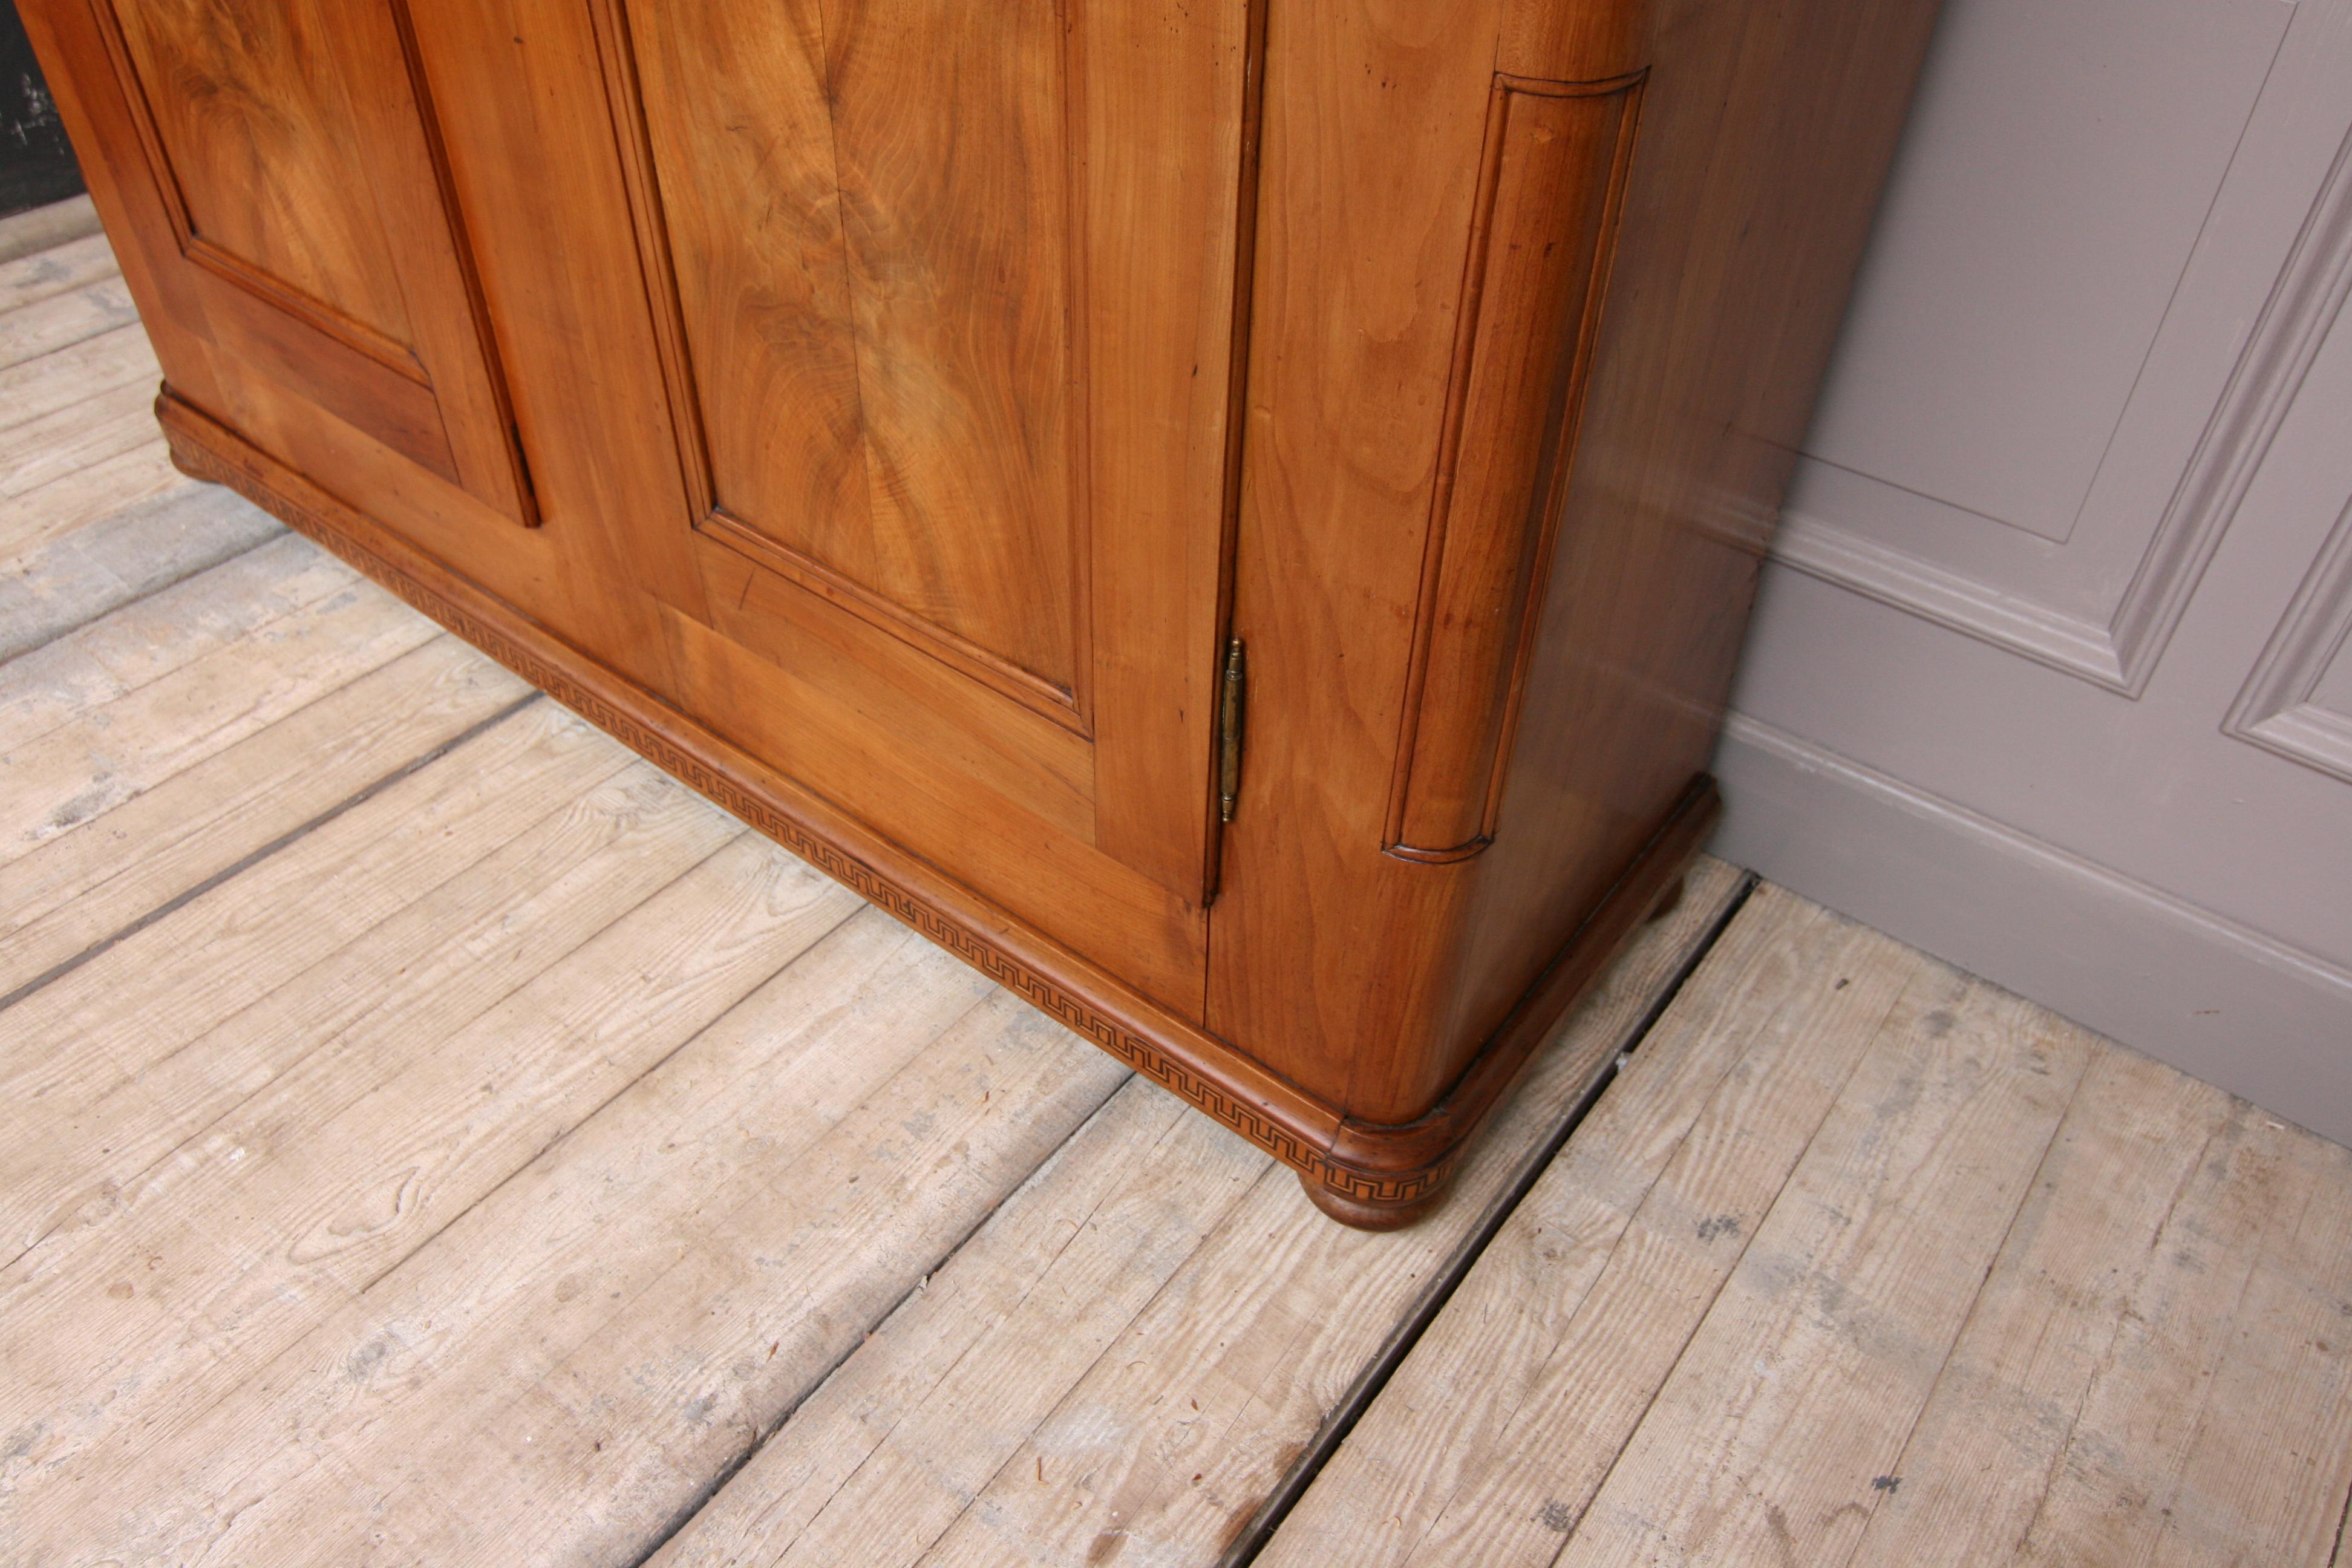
[158,389,1719,1234]
[1298,1169,1449,1230]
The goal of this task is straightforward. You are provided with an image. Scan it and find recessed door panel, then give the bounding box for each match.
[87,0,533,522]
[597,0,1255,908]
[623,0,1084,714]
[109,0,417,357]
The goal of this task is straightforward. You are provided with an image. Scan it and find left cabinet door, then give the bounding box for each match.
[23,0,534,524]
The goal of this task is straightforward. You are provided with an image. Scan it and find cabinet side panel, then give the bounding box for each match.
[1449,0,1946,1053]
[1215,0,1942,1127]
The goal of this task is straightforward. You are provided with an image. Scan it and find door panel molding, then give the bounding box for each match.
[2226,489,2352,781]
[584,0,1256,899]
[1385,70,1644,864]
[1774,117,2352,696]
[72,0,538,523]
[699,509,1090,733]
[88,0,426,376]
[587,0,1091,729]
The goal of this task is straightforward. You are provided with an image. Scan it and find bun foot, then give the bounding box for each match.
[1297,1169,1448,1231]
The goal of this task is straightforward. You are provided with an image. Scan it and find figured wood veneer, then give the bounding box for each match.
[28,0,1942,1226]
[158,390,1713,1213]
[69,0,534,521]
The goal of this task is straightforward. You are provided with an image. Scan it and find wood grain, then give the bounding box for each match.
[0,534,348,748]
[34,0,535,517]
[0,377,165,503]
[1552,985,2094,1564]
[103,0,421,353]
[822,0,1084,695]
[1260,887,1925,1568]
[7,920,1129,1566]
[598,0,1250,900]
[0,698,612,1238]
[0,484,280,664]
[1988,1085,2352,1566]
[615,0,872,610]
[0,439,191,563]
[642,1077,1266,1568]
[0,636,523,993]
[648,858,1748,1568]
[0,572,437,863]
[28,0,1937,1220]
[1837,1045,2282,1564]
[0,827,846,1542]
[0,273,140,368]
[0,322,162,434]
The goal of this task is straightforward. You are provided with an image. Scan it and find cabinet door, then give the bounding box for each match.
[48,0,532,523]
[589,0,1253,947]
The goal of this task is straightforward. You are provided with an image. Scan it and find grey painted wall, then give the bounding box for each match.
[1715,0,2352,1142]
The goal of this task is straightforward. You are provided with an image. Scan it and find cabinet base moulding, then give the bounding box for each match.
[157,388,1715,1227]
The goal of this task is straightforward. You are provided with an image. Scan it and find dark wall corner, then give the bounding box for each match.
[3,0,86,218]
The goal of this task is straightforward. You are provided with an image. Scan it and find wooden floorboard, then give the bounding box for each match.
[0,485,283,666]
[0,636,523,997]
[0,194,102,267]
[1,532,358,753]
[0,695,622,1253]
[1,322,163,436]
[0,224,191,581]
[0,437,193,566]
[5,209,2351,1568]
[0,563,446,866]
[1552,964,2096,1564]
[0,230,119,314]
[1841,1044,2352,1566]
[643,858,1751,1568]
[1260,892,2352,1568]
[0,273,143,376]
[1257,888,1927,1568]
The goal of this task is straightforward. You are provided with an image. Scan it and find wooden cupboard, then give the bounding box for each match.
[23,0,1942,1226]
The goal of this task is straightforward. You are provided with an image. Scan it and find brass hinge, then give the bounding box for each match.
[1218,636,1247,823]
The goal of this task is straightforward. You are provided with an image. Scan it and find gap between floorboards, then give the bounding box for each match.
[0,691,542,1016]
[1220,872,1759,1568]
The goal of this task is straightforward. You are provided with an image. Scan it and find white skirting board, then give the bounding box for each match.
[1710,711,2352,1147]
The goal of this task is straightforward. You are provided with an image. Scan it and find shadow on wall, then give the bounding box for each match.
[4,0,83,217]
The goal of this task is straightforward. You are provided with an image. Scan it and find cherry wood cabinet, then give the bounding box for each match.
[24,0,1941,1226]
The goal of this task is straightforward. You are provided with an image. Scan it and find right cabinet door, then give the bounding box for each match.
[582,0,1257,1008]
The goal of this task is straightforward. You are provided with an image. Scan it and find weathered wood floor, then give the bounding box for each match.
[6,201,2351,1568]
